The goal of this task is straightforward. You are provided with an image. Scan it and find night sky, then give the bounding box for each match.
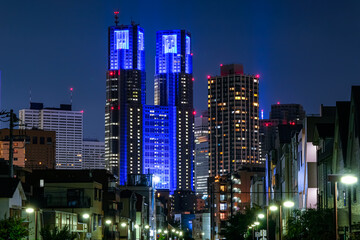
[1,0,360,140]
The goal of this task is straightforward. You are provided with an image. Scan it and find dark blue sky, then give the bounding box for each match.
[1,0,360,140]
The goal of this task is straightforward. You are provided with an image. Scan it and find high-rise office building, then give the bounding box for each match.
[194,111,209,196]
[82,139,105,169]
[104,15,194,191]
[19,102,83,169]
[105,19,145,184]
[208,64,260,177]
[152,30,194,190]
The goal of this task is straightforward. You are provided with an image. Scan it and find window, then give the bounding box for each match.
[47,137,52,144]
[220,213,226,220]
[220,194,226,201]
[220,185,225,192]
[32,137,37,144]
[220,203,227,211]
[40,137,45,144]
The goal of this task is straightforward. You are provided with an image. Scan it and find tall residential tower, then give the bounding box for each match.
[208,64,260,177]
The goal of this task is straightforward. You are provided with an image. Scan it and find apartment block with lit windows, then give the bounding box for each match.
[208,64,260,178]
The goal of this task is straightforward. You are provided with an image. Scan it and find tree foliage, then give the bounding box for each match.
[0,217,28,240]
[40,225,77,240]
[223,206,264,240]
[284,208,334,240]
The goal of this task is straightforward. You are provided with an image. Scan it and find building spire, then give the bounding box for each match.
[114,11,119,26]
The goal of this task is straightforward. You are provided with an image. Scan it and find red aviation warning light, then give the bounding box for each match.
[256,74,260,78]
[207,75,211,79]
[193,111,196,115]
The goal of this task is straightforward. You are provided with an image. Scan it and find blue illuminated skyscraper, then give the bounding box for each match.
[105,13,194,191]
[105,15,146,185]
[152,30,194,191]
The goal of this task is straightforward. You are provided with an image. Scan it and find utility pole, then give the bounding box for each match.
[9,109,14,177]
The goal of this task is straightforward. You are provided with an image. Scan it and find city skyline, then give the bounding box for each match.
[1,0,360,141]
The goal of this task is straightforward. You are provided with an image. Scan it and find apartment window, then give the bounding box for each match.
[40,137,45,144]
[32,137,37,144]
[47,137,52,144]
[220,213,226,220]
[220,203,227,211]
[220,194,226,201]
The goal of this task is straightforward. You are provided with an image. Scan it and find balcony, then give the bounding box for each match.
[43,196,91,208]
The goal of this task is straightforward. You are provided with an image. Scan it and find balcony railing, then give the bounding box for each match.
[43,196,91,208]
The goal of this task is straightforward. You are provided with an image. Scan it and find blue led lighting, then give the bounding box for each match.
[185,35,190,55]
[162,34,177,54]
[114,30,129,50]
[143,105,177,191]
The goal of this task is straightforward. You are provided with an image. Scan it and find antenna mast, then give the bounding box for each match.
[114,11,119,26]
[70,87,73,105]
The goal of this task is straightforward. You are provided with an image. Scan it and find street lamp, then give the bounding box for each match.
[121,222,127,227]
[329,174,358,240]
[145,225,150,229]
[279,201,295,240]
[26,207,34,213]
[258,213,265,219]
[105,219,112,225]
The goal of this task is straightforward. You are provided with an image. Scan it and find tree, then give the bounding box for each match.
[223,206,264,240]
[284,208,334,240]
[0,216,28,240]
[40,225,77,240]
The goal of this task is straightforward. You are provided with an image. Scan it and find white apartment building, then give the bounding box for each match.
[19,102,83,169]
[82,139,105,169]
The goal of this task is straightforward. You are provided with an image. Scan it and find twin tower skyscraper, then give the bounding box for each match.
[105,16,194,192]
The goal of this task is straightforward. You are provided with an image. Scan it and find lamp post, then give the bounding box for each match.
[328,174,358,240]
[25,207,38,240]
[83,213,91,239]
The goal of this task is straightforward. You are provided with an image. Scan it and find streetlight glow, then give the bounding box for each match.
[341,175,358,185]
[83,213,90,219]
[105,219,112,225]
[121,222,127,227]
[164,230,168,234]
[145,225,150,229]
[158,229,162,233]
[172,229,175,232]
[269,205,278,211]
[283,201,295,208]
[258,213,265,219]
[254,221,260,225]
[26,208,34,213]
[135,224,139,229]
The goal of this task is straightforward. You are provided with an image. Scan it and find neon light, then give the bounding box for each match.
[114,30,129,50]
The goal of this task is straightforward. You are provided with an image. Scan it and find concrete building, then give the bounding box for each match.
[19,102,83,169]
[82,139,105,169]
[208,64,260,178]
[194,111,209,196]
[208,165,264,240]
[0,128,56,170]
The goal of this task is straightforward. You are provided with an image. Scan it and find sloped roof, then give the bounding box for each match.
[0,178,21,198]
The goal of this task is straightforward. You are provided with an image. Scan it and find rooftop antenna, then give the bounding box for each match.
[70,87,73,105]
[114,10,119,26]
[29,88,32,104]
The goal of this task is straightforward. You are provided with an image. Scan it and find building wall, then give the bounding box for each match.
[82,140,105,169]
[19,104,83,169]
